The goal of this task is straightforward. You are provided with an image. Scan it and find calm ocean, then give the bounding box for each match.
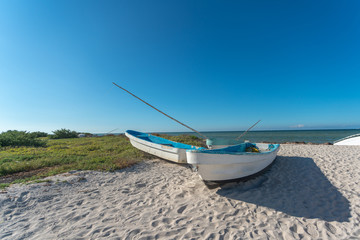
[163,129,360,144]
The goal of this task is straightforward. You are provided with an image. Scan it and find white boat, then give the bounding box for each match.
[186,143,280,181]
[125,130,206,163]
[333,133,360,146]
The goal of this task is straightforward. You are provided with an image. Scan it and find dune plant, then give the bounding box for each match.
[30,131,48,138]
[49,129,79,139]
[152,133,206,148]
[0,135,151,182]
[0,130,47,147]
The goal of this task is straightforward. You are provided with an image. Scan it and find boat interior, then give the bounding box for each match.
[192,142,278,154]
[127,130,205,150]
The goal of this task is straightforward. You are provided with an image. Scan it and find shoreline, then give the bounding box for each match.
[1,144,360,239]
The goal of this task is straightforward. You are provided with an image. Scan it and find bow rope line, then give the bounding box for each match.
[236,120,261,141]
[112,82,209,140]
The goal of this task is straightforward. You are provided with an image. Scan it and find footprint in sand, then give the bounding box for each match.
[305,224,319,239]
[151,220,159,227]
[162,217,171,224]
[325,222,337,235]
[121,188,130,194]
[177,205,187,214]
[136,183,146,188]
[125,229,140,240]
[17,191,30,203]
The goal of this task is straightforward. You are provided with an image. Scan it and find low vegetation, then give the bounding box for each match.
[49,128,79,139]
[0,130,47,148]
[153,133,207,148]
[29,131,48,138]
[0,132,205,188]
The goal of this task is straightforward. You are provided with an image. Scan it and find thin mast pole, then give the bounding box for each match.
[236,120,261,141]
[112,82,208,140]
[106,128,119,134]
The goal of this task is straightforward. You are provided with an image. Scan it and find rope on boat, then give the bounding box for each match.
[236,119,261,141]
[112,82,209,140]
[106,128,119,134]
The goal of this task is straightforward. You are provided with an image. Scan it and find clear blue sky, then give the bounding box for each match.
[0,0,359,133]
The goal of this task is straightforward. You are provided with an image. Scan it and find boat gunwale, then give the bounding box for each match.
[125,130,205,150]
[187,143,280,155]
[333,133,360,144]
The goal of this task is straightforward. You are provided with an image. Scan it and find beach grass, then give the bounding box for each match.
[0,134,205,187]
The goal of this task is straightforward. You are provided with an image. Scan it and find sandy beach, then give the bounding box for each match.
[1,144,359,239]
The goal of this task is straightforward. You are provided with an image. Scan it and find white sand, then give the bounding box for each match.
[1,144,360,239]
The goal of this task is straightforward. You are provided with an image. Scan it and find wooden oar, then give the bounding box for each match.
[236,120,261,141]
[112,82,209,140]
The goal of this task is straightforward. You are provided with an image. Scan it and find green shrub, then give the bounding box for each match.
[152,133,206,147]
[30,131,48,138]
[168,134,207,147]
[0,183,10,189]
[0,130,47,147]
[49,129,79,139]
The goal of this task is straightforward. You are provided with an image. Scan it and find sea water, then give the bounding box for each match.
[164,129,360,144]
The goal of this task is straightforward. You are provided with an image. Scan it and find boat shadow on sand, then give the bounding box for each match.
[215,156,351,222]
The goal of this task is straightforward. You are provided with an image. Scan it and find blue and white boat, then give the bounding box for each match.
[126,130,280,181]
[334,133,360,146]
[125,130,206,163]
[186,143,280,181]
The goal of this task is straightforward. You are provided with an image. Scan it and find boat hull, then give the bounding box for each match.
[187,143,280,181]
[125,130,205,163]
[334,134,360,146]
